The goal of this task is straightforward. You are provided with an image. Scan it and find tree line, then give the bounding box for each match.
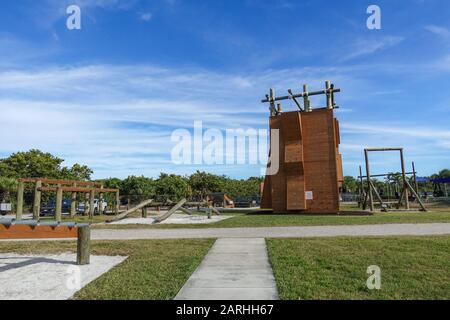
[0,150,263,204]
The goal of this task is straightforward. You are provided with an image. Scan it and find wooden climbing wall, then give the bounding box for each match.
[261,108,343,214]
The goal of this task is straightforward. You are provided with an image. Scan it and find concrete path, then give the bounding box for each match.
[175,238,278,300]
[89,223,450,240]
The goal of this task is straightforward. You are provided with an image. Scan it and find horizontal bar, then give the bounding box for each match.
[358,172,415,178]
[18,178,102,187]
[0,224,79,239]
[364,148,403,152]
[0,219,89,228]
[38,187,119,193]
[261,88,341,103]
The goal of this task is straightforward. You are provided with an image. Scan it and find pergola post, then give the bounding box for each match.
[364,150,374,211]
[33,180,42,220]
[70,183,77,218]
[16,180,24,220]
[89,190,95,219]
[84,193,89,216]
[98,185,104,215]
[115,191,120,215]
[55,184,63,222]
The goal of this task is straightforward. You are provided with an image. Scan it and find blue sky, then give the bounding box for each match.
[0,0,449,179]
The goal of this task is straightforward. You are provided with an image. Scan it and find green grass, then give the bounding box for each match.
[0,239,214,300]
[267,236,450,300]
[92,208,450,229]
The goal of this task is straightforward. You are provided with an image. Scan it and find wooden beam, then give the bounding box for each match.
[70,183,77,218]
[18,178,102,187]
[38,186,119,193]
[0,224,78,239]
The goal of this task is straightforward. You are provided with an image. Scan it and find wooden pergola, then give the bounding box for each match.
[16,178,120,221]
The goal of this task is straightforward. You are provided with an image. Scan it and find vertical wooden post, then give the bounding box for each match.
[84,193,89,216]
[400,149,409,210]
[70,183,77,218]
[89,190,95,219]
[412,161,420,200]
[358,165,364,208]
[99,185,104,215]
[325,80,333,109]
[115,191,120,215]
[77,226,91,265]
[16,180,24,220]
[55,184,63,222]
[33,180,42,220]
[142,207,148,218]
[303,84,311,112]
[364,150,374,211]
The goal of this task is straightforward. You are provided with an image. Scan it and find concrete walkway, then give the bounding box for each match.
[175,238,278,300]
[89,223,450,240]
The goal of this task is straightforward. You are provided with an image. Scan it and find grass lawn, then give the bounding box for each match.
[267,236,450,300]
[92,207,450,229]
[0,239,214,299]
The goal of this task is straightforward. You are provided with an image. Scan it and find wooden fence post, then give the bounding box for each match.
[77,225,91,265]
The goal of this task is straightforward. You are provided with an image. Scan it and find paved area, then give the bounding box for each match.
[88,223,450,240]
[0,253,126,300]
[175,238,278,300]
[106,214,232,225]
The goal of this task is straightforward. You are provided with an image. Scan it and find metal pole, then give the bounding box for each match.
[261,87,341,103]
[400,149,409,210]
[364,150,374,211]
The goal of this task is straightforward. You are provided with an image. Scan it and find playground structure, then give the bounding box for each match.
[359,148,427,212]
[15,178,120,221]
[108,198,221,223]
[261,81,343,214]
[0,219,90,265]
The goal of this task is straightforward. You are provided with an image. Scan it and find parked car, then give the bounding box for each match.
[0,202,12,216]
[40,199,72,216]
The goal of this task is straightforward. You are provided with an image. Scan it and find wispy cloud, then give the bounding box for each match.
[424,25,450,39]
[341,36,404,62]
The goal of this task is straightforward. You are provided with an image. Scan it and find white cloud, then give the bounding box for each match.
[140,12,152,21]
[424,25,450,39]
[341,36,404,62]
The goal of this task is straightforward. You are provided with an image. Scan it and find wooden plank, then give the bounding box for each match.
[0,224,78,239]
[109,199,154,221]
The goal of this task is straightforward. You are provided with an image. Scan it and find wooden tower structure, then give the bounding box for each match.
[261,81,343,214]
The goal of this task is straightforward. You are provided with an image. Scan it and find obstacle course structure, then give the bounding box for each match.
[359,148,426,212]
[16,178,120,221]
[261,81,343,214]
